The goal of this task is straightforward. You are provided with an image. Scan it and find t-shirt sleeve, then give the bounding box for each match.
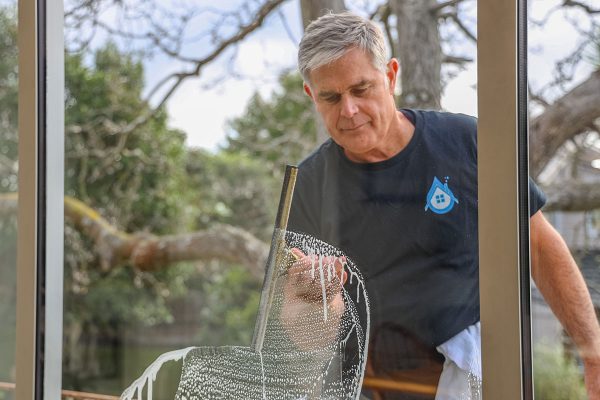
[529,177,546,216]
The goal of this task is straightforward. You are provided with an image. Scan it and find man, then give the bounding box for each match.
[285,11,600,399]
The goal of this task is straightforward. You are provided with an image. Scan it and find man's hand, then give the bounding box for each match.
[584,359,600,400]
[280,248,348,350]
[285,248,348,303]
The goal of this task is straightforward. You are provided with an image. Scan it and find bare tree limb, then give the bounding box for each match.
[529,86,551,108]
[530,69,600,177]
[369,2,390,20]
[369,3,396,60]
[443,54,473,64]
[277,8,299,45]
[440,11,477,42]
[68,0,287,139]
[562,0,600,14]
[430,0,465,15]
[131,0,285,133]
[543,181,600,211]
[0,193,269,279]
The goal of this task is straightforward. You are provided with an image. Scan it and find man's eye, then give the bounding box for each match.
[324,95,340,104]
[352,87,368,96]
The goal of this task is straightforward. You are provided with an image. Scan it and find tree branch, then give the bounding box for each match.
[530,69,600,177]
[543,181,600,211]
[452,13,476,42]
[0,193,269,279]
[443,54,473,64]
[562,0,600,14]
[78,0,287,138]
[370,3,396,59]
[430,0,465,15]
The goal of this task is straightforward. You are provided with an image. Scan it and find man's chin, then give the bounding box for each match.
[341,144,375,163]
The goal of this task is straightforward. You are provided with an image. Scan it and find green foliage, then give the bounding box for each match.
[65,43,189,234]
[63,43,192,336]
[0,5,17,384]
[61,43,200,389]
[0,7,271,389]
[194,264,261,346]
[185,149,279,241]
[533,344,586,399]
[225,72,317,173]
[0,5,17,193]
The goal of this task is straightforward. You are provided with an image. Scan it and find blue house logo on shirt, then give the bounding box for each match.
[425,176,459,214]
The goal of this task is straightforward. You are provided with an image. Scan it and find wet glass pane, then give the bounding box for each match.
[0,1,18,398]
[529,1,600,398]
[61,1,482,398]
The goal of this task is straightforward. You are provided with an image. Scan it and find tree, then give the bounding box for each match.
[225,72,317,173]
[62,43,196,389]
[0,5,17,189]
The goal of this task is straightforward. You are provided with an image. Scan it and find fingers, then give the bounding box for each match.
[285,250,348,303]
[334,256,348,285]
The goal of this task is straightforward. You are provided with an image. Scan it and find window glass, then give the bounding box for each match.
[529,1,600,398]
[0,2,18,397]
[61,1,482,398]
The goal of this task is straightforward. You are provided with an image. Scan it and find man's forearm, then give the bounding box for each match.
[531,212,600,361]
[531,211,600,398]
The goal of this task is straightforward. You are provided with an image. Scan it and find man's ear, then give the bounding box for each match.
[386,58,399,94]
[303,83,314,100]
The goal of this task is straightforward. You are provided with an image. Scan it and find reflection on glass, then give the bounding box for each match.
[529,0,600,398]
[61,1,482,398]
[0,2,18,398]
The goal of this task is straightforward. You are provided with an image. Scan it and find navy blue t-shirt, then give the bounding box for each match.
[288,109,546,370]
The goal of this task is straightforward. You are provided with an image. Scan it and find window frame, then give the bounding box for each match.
[478,0,532,398]
[15,0,64,398]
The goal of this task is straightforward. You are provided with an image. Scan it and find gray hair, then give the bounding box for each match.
[298,12,388,83]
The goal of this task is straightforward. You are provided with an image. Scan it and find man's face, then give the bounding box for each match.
[304,47,399,162]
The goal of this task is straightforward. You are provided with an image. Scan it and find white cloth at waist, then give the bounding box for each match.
[435,322,482,400]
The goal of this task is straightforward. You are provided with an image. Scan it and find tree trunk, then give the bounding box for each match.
[300,0,347,145]
[300,0,346,28]
[391,0,443,110]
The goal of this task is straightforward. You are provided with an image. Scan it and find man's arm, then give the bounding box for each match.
[530,210,600,398]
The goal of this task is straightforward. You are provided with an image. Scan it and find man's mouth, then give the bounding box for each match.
[340,122,369,132]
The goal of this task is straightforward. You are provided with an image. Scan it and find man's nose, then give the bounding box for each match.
[339,95,358,118]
